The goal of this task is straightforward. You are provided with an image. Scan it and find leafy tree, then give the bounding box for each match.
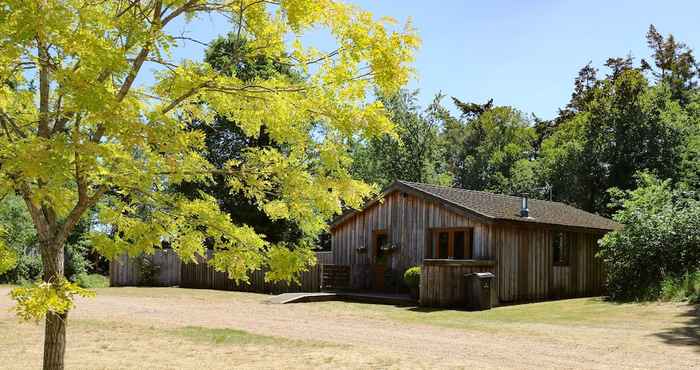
[599,173,700,300]
[679,129,700,189]
[677,89,700,189]
[0,227,18,276]
[555,62,599,125]
[175,34,303,245]
[643,24,698,105]
[351,90,451,188]
[540,66,688,215]
[451,97,493,120]
[0,194,92,284]
[0,1,418,369]
[0,194,41,283]
[443,102,537,195]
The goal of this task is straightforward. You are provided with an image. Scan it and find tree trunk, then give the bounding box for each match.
[43,311,67,370]
[41,240,67,370]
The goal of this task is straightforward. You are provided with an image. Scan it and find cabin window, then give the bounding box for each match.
[430,228,473,259]
[552,231,570,266]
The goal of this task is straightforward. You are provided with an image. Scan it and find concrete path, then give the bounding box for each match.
[267,291,415,305]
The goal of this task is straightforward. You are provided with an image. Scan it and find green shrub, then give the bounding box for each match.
[403,266,421,289]
[660,271,700,303]
[75,273,109,288]
[65,239,91,280]
[2,241,92,284]
[598,173,700,300]
[138,256,160,286]
[4,252,43,283]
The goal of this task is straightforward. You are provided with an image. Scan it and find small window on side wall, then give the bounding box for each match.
[552,231,569,266]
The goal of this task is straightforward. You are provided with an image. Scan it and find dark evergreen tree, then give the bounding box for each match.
[175,34,303,245]
[644,24,698,105]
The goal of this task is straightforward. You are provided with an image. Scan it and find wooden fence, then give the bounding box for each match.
[419,259,497,307]
[110,249,329,294]
[315,251,333,264]
[109,249,182,287]
[180,250,323,293]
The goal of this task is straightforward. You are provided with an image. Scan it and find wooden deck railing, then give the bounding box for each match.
[321,264,350,290]
[419,259,496,307]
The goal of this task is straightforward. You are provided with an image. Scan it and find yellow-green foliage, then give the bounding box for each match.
[0,239,17,276]
[0,225,18,275]
[10,278,95,321]
[0,1,418,318]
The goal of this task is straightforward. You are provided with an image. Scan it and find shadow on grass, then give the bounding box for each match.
[406,306,484,313]
[653,304,700,351]
[407,306,443,313]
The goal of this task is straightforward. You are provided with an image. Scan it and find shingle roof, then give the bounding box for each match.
[398,181,620,231]
[332,180,620,232]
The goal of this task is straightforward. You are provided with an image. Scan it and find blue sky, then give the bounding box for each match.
[165,0,700,119]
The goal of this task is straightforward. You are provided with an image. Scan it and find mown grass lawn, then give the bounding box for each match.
[320,295,678,329]
[0,285,697,369]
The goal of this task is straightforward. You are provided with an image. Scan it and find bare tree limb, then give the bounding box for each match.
[172,35,210,48]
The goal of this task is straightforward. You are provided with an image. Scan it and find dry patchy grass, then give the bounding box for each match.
[0,286,698,369]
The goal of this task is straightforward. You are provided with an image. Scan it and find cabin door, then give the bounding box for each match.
[372,231,389,291]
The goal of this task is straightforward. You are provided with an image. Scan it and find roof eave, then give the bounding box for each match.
[492,217,618,234]
[330,180,495,230]
[330,180,621,233]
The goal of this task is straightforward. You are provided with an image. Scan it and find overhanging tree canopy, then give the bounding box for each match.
[0,1,418,369]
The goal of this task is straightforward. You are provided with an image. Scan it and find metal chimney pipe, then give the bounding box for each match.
[520,194,529,218]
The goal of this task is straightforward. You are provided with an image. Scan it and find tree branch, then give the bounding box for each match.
[37,40,51,138]
[93,0,164,142]
[172,35,210,48]
[161,0,200,26]
[161,82,210,114]
[0,111,25,140]
[17,184,51,241]
[56,185,109,245]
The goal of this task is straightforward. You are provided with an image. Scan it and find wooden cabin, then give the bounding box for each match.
[329,181,619,307]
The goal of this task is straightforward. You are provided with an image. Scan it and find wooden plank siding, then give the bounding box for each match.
[490,224,605,303]
[332,190,608,306]
[331,191,493,289]
[419,259,496,307]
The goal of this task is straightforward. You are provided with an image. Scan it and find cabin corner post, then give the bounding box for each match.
[418,262,426,306]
